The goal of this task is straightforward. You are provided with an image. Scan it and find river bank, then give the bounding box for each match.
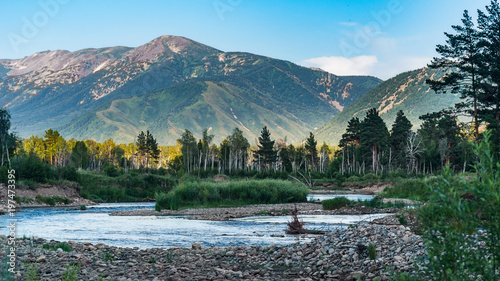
[1,222,424,281]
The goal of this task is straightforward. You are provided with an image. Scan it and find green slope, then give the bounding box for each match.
[316,68,462,144]
[59,80,324,144]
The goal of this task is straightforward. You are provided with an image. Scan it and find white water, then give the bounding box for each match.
[0,202,389,249]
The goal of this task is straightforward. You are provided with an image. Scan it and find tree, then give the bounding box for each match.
[227,128,250,173]
[360,108,390,173]
[253,126,278,170]
[146,131,160,168]
[319,142,331,173]
[427,10,484,142]
[304,132,318,171]
[390,110,413,168]
[43,129,61,166]
[339,117,361,148]
[0,108,15,167]
[339,117,362,175]
[178,130,197,174]
[477,0,500,156]
[201,128,214,171]
[70,141,88,170]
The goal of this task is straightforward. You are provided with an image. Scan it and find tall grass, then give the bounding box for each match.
[155,179,308,210]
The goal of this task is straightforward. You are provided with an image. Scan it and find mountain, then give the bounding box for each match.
[0,35,381,144]
[315,68,462,144]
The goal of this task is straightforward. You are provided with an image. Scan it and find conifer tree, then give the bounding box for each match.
[253,126,277,170]
[360,108,390,172]
[390,110,413,168]
[305,132,318,170]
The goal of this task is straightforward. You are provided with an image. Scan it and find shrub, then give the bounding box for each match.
[368,243,377,260]
[58,166,79,182]
[362,173,380,181]
[62,264,80,281]
[0,166,8,184]
[103,165,120,177]
[414,132,500,280]
[382,178,430,201]
[12,156,54,183]
[322,197,351,210]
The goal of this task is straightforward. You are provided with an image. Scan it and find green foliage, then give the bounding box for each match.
[415,131,500,280]
[382,179,433,201]
[103,252,114,262]
[78,170,176,202]
[0,166,8,184]
[316,68,459,144]
[368,243,377,260]
[156,179,308,210]
[25,263,39,281]
[43,242,72,252]
[57,166,79,182]
[12,156,54,183]
[253,126,278,169]
[103,165,120,177]
[62,263,80,281]
[322,197,351,210]
[362,173,380,181]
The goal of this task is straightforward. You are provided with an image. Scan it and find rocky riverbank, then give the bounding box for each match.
[110,203,401,221]
[1,223,424,280]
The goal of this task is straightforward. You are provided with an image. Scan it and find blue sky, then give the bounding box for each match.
[0,0,492,79]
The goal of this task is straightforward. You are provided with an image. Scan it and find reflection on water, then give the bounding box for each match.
[0,202,388,249]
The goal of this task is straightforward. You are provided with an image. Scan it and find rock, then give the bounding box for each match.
[191,242,202,250]
[36,256,47,263]
[351,271,364,280]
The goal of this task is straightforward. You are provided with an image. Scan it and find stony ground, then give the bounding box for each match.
[1,222,425,281]
[110,203,401,221]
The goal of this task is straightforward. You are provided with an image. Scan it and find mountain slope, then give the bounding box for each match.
[315,68,462,144]
[0,35,381,143]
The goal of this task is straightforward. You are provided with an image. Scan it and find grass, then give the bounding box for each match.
[322,196,407,210]
[368,243,377,260]
[43,242,72,252]
[381,178,432,201]
[62,264,80,281]
[322,197,351,210]
[155,179,308,211]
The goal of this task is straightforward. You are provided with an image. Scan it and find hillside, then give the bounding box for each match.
[0,35,381,143]
[315,68,462,144]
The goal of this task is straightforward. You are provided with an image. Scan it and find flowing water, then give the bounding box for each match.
[0,200,388,249]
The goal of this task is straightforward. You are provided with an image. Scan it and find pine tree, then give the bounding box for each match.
[390,110,413,168]
[253,126,278,170]
[427,10,484,142]
[44,129,60,166]
[360,108,390,173]
[339,117,361,148]
[305,132,318,171]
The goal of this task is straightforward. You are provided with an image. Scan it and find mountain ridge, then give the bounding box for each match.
[0,35,381,144]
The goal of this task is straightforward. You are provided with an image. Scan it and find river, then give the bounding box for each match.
[0,194,387,249]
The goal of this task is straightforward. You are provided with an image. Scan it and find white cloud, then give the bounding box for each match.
[301,55,432,80]
[302,56,379,76]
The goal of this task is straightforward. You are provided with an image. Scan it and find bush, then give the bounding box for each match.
[103,165,120,177]
[382,178,433,201]
[368,243,377,260]
[322,197,351,210]
[0,166,8,184]
[362,173,380,181]
[12,156,54,183]
[58,166,79,182]
[414,132,500,280]
[156,179,308,211]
